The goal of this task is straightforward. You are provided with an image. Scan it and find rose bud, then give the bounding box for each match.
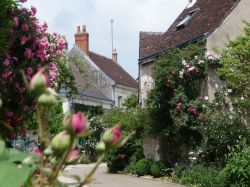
[38,92,57,108]
[103,126,123,148]
[96,142,106,154]
[30,70,48,95]
[67,150,79,164]
[43,147,53,156]
[71,112,88,136]
[51,131,71,155]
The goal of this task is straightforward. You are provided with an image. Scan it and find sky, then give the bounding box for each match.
[24,0,189,78]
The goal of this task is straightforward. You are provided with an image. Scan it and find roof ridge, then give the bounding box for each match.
[89,51,115,63]
[140,31,164,35]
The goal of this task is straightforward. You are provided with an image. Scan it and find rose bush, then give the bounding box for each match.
[0,0,75,138]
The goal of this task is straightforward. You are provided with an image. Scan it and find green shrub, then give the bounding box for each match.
[176,164,224,187]
[107,138,143,173]
[134,159,152,176]
[220,147,250,187]
[150,161,166,177]
[79,116,104,161]
[103,107,146,173]
[79,154,91,164]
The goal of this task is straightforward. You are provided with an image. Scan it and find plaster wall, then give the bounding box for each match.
[206,0,250,51]
[114,84,137,107]
[139,62,154,105]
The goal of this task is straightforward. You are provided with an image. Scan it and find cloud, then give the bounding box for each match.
[25,0,188,78]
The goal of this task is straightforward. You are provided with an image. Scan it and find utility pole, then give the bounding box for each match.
[111,19,114,56]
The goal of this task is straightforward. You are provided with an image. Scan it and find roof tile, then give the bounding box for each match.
[89,51,138,89]
[139,0,240,59]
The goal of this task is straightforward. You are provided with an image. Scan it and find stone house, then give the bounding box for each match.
[138,0,250,160]
[62,25,138,113]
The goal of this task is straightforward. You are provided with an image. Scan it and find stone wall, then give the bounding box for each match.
[143,136,160,161]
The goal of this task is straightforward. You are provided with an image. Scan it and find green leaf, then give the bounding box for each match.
[8,149,39,163]
[0,161,33,187]
[0,140,9,161]
[0,140,5,156]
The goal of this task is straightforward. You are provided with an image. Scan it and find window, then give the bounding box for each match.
[118,96,122,107]
[176,8,199,31]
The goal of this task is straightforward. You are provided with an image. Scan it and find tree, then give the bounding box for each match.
[218,22,250,114]
[123,93,138,109]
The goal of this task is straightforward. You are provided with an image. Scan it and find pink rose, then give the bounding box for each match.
[13,17,19,27]
[21,24,29,31]
[3,58,10,66]
[176,102,182,111]
[31,6,37,15]
[20,36,29,45]
[71,112,88,135]
[20,0,27,3]
[111,126,122,144]
[26,67,33,75]
[24,48,34,59]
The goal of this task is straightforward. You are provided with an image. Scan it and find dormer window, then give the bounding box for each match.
[176,8,199,31]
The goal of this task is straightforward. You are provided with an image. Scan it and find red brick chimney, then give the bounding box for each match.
[75,25,89,56]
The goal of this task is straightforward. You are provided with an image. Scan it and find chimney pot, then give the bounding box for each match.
[77,26,81,33]
[112,49,118,62]
[82,25,86,32]
[75,24,89,56]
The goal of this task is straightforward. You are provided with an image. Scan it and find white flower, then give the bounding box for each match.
[229,115,233,119]
[204,96,209,100]
[194,56,198,60]
[198,60,204,64]
[187,66,195,72]
[241,96,244,100]
[227,89,232,93]
[215,83,219,89]
[182,60,187,66]
[179,70,184,78]
[229,107,234,112]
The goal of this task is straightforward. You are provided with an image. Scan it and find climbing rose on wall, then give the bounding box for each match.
[0,0,65,136]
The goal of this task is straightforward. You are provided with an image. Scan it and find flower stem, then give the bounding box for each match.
[78,153,105,187]
[37,106,50,151]
[48,139,75,184]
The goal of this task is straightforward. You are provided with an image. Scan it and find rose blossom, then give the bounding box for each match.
[21,24,29,31]
[176,102,182,111]
[31,6,37,15]
[13,17,19,27]
[24,48,34,59]
[111,126,122,144]
[71,112,88,135]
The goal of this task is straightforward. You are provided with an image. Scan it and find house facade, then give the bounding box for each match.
[138,0,250,160]
[62,25,137,113]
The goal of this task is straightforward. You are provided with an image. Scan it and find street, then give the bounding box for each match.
[63,163,184,187]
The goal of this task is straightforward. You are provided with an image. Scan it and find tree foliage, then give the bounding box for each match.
[218,22,250,112]
[123,93,138,109]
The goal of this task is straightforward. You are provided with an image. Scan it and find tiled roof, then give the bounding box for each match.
[139,0,240,59]
[139,32,164,59]
[89,51,138,89]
